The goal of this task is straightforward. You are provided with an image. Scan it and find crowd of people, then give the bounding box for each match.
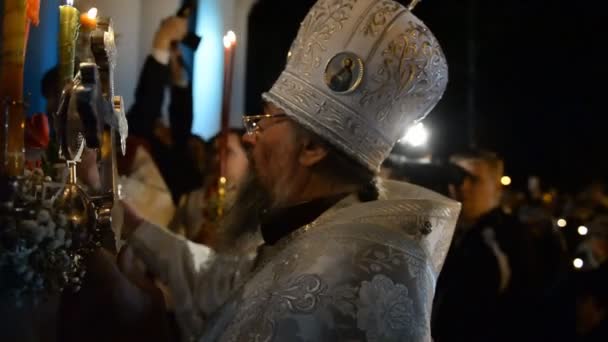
[385,150,608,341]
[36,2,607,341]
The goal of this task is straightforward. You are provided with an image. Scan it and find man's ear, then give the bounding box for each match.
[298,138,328,167]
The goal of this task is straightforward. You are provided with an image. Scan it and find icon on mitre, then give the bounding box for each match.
[324,52,364,94]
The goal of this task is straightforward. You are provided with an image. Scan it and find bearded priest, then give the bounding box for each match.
[97,0,460,341]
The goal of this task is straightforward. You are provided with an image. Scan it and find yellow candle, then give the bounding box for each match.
[59,1,79,88]
[1,0,26,100]
[0,0,27,177]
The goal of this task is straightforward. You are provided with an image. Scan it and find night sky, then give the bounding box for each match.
[246,0,608,192]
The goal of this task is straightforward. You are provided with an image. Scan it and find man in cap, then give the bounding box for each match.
[71,0,459,340]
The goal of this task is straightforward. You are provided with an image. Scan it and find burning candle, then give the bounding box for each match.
[76,7,97,65]
[222,31,237,105]
[222,31,237,107]
[80,7,97,30]
[219,31,236,179]
[215,31,237,218]
[59,0,79,87]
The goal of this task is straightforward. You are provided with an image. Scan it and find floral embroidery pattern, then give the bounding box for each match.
[328,283,359,319]
[360,21,447,136]
[357,245,425,279]
[362,0,402,37]
[206,180,459,341]
[357,274,416,341]
[274,274,328,314]
[225,274,329,341]
[289,0,358,76]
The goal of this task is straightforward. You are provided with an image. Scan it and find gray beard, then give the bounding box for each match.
[215,172,271,253]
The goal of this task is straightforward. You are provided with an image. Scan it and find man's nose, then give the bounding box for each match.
[242,132,257,146]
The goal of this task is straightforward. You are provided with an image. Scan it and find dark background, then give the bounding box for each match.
[245,0,608,192]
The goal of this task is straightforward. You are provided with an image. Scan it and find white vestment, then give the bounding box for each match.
[130,181,460,341]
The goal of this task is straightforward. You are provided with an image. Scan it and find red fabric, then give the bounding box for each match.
[26,0,40,26]
[25,113,50,149]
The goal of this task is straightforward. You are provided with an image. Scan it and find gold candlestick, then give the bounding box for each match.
[59,0,79,88]
[0,0,27,177]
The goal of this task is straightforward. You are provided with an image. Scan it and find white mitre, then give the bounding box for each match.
[263,0,447,171]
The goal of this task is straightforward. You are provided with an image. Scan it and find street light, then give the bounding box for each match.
[400,122,429,147]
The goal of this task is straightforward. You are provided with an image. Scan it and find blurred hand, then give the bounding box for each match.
[58,248,170,342]
[77,147,101,191]
[121,200,145,240]
[117,245,160,307]
[153,16,188,50]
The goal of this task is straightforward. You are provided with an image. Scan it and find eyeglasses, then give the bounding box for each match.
[242,113,287,135]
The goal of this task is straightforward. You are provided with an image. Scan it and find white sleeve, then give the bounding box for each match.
[130,222,215,341]
[151,49,171,65]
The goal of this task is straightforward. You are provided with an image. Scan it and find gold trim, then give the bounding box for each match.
[408,0,422,11]
[343,0,383,48]
[280,70,391,145]
[362,0,402,37]
[365,8,408,63]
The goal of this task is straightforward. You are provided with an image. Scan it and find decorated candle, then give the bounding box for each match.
[1,0,27,101]
[0,0,28,176]
[59,0,79,87]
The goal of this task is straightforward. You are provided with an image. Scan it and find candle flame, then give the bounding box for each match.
[67,0,74,6]
[87,7,98,19]
[223,31,237,48]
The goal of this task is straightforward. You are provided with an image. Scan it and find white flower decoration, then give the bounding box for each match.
[36,209,51,224]
[1,168,88,306]
[55,228,66,242]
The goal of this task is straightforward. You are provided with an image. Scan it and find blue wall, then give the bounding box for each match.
[192,0,224,139]
[23,0,59,115]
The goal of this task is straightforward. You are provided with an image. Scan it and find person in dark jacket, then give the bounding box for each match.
[432,149,537,342]
[123,16,203,204]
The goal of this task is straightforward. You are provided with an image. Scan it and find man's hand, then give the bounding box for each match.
[77,147,101,191]
[153,16,188,51]
[121,200,145,240]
